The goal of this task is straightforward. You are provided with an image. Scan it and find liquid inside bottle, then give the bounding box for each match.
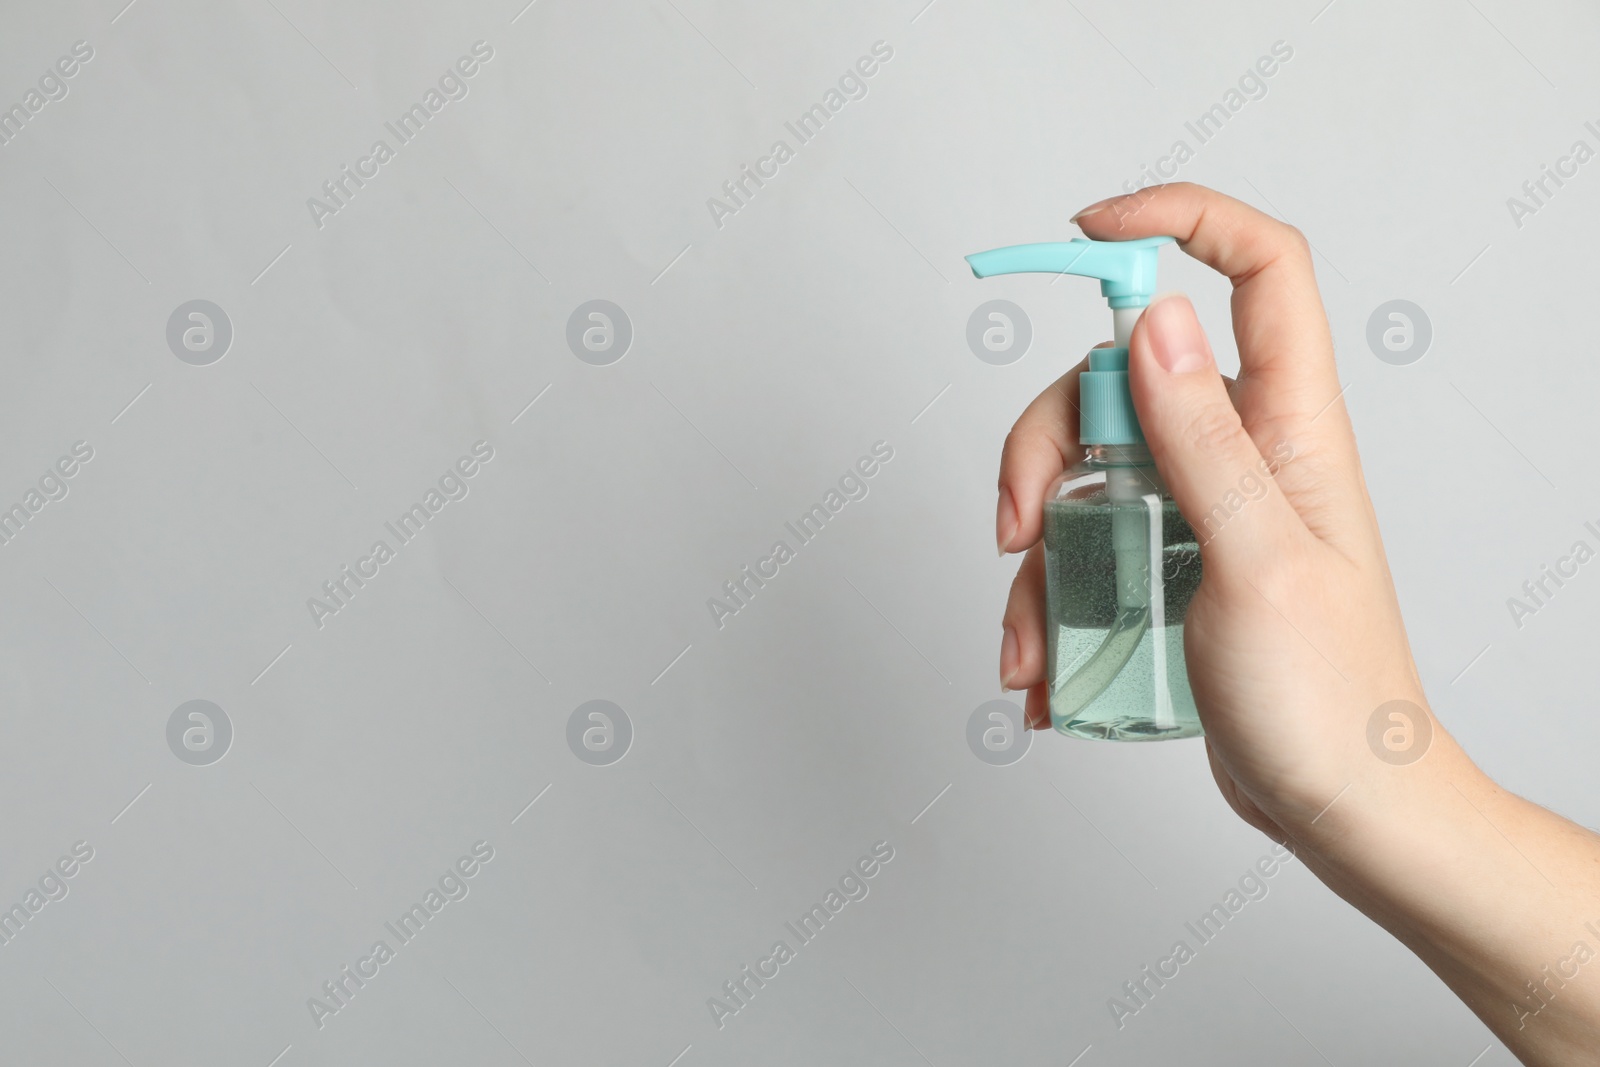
[1043,445,1202,740]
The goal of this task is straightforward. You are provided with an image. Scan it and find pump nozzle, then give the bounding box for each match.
[964,236,1174,308]
[964,235,1175,445]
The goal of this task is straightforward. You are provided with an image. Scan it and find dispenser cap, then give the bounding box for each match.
[963,236,1175,445]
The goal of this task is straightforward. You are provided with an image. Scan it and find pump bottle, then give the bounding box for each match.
[966,236,1202,740]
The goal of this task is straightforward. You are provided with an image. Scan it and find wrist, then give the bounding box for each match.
[1280,731,1503,931]
[1286,727,1485,861]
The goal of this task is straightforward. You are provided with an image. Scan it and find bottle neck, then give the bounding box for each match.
[1094,443,1168,503]
[1084,443,1154,468]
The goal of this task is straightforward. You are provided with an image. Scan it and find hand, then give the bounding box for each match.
[996,182,1600,1065]
[997,181,1457,843]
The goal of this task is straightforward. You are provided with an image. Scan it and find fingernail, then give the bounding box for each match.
[996,487,1018,555]
[1000,627,1020,690]
[1142,292,1212,374]
[1070,199,1113,224]
[1025,688,1047,730]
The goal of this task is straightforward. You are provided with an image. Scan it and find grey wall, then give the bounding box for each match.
[1,0,1594,1063]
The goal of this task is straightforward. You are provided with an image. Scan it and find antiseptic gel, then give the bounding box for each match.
[966,237,1202,741]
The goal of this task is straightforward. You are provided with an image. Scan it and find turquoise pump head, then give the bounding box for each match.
[964,236,1175,445]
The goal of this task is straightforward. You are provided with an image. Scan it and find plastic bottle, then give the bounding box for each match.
[966,236,1202,740]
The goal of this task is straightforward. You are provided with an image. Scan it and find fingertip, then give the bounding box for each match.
[1001,545,1048,692]
[1135,292,1213,376]
[1000,626,1020,690]
[1070,200,1112,225]
[996,486,1019,555]
[1025,684,1050,730]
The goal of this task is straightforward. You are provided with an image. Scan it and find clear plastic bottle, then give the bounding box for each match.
[1043,443,1202,740]
[965,234,1199,741]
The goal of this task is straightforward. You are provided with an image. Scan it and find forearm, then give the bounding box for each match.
[1292,738,1600,1065]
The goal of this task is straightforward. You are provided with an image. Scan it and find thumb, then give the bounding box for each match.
[1128,293,1297,563]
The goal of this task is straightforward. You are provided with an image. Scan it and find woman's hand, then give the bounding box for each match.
[997,183,1600,1065]
[999,181,1431,842]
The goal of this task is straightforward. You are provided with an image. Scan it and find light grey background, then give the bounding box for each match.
[0,0,1594,1063]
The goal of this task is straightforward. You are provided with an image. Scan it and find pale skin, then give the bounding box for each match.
[995,183,1600,1064]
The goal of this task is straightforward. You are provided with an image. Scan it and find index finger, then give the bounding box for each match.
[1073,183,1342,435]
[997,355,1090,555]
